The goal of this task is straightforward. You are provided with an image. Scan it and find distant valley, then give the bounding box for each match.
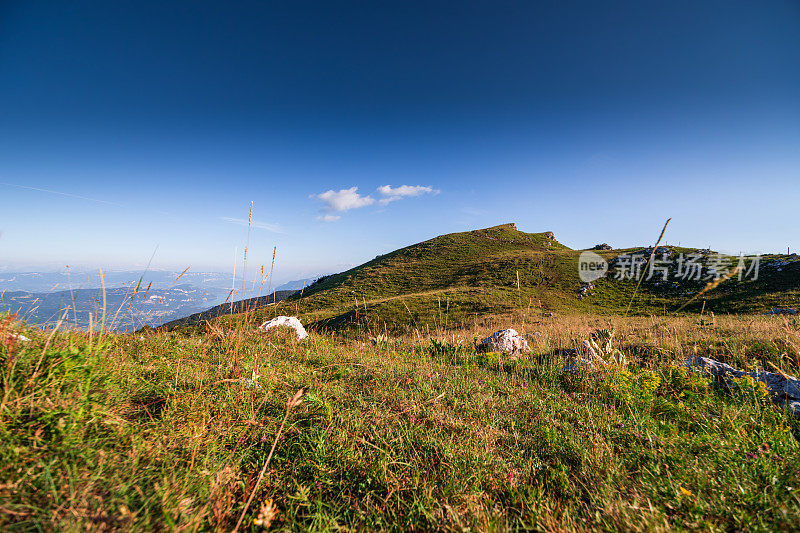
[0,270,323,331]
[0,270,314,293]
[0,285,229,331]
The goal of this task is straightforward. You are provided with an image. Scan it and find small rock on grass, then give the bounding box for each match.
[258,316,309,340]
[477,329,531,356]
[239,378,259,390]
[564,340,607,371]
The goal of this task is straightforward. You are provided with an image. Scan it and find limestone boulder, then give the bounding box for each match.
[684,356,800,417]
[477,329,531,355]
[258,316,309,340]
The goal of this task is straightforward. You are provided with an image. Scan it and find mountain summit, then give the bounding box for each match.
[164,224,799,332]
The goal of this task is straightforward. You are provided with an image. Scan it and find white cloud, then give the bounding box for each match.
[377,184,439,205]
[220,217,283,233]
[314,187,375,213]
[312,184,439,220]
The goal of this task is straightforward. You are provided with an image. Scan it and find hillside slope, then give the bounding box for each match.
[164,223,800,333]
[158,289,298,329]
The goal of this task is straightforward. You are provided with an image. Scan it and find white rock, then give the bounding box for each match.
[239,377,260,390]
[258,316,308,340]
[9,333,30,342]
[477,329,531,355]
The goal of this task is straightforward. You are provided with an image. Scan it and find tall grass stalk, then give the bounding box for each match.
[624,217,671,317]
[233,388,304,533]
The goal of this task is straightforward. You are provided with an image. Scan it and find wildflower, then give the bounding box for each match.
[253,498,277,529]
[177,498,193,514]
[679,487,692,497]
[409,414,416,425]
[507,469,518,484]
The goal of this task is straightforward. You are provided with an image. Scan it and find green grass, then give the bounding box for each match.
[5,224,800,530]
[3,313,800,531]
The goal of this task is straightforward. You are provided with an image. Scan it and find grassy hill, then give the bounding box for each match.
[164,223,800,334]
[5,228,800,531]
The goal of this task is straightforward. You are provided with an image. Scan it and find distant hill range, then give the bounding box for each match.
[0,270,236,293]
[158,290,298,328]
[275,278,325,291]
[146,276,325,329]
[1,284,229,332]
[0,270,326,294]
[0,270,325,331]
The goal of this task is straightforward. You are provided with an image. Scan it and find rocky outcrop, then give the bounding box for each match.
[477,329,531,355]
[684,356,800,417]
[564,340,607,371]
[641,246,671,257]
[258,316,309,340]
[763,259,791,270]
[765,308,799,315]
[592,243,613,250]
[761,258,799,275]
[578,282,594,299]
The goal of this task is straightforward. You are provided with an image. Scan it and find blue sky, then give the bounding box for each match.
[1,1,798,283]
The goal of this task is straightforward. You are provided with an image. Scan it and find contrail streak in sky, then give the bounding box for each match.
[0,181,124,207]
